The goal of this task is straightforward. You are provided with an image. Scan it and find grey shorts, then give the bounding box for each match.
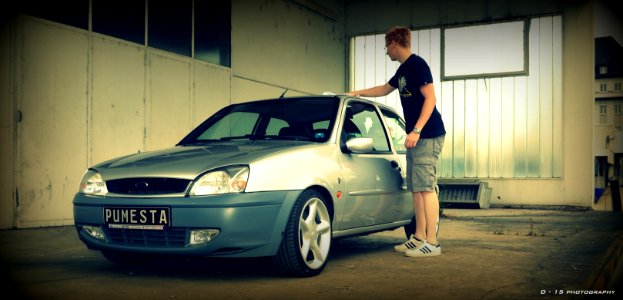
[406,135,445,192]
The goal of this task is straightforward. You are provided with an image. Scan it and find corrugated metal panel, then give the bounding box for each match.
[350,16,563,179]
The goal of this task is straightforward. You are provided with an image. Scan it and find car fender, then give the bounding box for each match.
[245,144,343,209]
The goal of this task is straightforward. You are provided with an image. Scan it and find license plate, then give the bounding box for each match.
[104,207,170,230]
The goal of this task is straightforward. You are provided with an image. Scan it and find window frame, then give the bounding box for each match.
[380,108,408,154]
[441,19,530,81]
[340,101,392,154]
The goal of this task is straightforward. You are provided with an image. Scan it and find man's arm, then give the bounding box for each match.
[347,83,395,97]
[404,83,436,148]
[413,83,437,131]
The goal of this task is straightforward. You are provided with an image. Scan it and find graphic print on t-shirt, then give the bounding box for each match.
[398,76,412,97]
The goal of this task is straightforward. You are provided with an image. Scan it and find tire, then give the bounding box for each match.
[273,189,332,277]
[101,250,149,265]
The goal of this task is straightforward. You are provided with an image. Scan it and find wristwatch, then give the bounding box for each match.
[412,127,421,134]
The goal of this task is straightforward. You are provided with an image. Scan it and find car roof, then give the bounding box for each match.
[248,94,401,115]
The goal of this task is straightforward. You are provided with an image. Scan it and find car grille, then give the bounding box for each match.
[106,178,191,195]
[105,227,187,247]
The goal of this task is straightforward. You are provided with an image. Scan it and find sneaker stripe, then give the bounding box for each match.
[405,242,441,257]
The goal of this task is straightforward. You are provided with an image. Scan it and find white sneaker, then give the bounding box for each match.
[405,241,441,257]
[393,235,424,253]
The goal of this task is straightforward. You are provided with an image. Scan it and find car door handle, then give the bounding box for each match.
[390,160,401,171]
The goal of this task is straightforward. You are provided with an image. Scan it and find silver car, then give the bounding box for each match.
[73,95,414,277]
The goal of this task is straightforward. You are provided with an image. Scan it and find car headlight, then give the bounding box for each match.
[189,166,249,196]
[79,170,108,196]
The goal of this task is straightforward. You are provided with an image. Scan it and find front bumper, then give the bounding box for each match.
[73,190,301,257]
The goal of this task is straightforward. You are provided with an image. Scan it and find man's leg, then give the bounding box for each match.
[421,190,439,245]
[413,192,426,241]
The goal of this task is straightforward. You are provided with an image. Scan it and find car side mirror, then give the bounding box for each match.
[345,137,374,153]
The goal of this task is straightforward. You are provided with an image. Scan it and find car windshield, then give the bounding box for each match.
[178,98,340,145]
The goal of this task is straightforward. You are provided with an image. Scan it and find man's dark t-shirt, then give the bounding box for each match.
[388,54,446,139]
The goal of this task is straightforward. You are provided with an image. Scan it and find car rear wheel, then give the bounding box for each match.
[273,189,332,277]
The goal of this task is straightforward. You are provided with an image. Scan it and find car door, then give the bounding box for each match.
[338,101,409,230]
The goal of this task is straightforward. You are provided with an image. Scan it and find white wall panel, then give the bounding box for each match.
[464,79,478,177]
[147,53,191,150]
[513,76,527,176]
[231,76,295,103]
[501,77,515,177]
[539,17,554,178]
[193,63,231,127]
[232,0,344,94]
[552,15,563,178]
[488,78,502,178]
[439,80,454,177]
[453,80,465,177]
[91,37,145,165]
[526,18,541,177]
[476,79,490,177]
[16,19,88,227]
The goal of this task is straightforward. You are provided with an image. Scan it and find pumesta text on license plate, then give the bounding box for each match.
[104,207,170,230]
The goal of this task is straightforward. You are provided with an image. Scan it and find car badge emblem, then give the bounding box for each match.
[134,182,149,190]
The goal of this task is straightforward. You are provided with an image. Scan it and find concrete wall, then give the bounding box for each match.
[232,0,345,101]
[0,0,346,229]
[345,0,595,207]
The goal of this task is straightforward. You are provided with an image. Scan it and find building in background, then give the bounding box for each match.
[594,36,623,210]
[0,0,604,228]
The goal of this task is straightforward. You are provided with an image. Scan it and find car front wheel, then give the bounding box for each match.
[273,189,332,277]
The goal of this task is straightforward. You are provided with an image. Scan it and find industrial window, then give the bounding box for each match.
[19,0,232,67]
[20,0,88,29]
[442,20,527,80]
[350,16,563,178]
[148,0,192,57]
[92,0,145,44]
[195,0,231,67]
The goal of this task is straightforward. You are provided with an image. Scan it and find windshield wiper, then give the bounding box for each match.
[219,135,255,141]
[263,135,314,142]
[178,140,223,146]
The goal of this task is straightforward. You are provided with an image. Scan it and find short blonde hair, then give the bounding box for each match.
[385,26,411,48]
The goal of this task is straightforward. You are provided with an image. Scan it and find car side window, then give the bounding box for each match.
[381,109,408,154]
[342,102,390,152]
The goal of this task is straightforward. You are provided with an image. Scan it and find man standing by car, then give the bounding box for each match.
[346,26,446,257]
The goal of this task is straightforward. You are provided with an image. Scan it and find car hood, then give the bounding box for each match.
[93,141,310,180]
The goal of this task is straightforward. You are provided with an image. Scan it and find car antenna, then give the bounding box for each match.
[279,89,288,99]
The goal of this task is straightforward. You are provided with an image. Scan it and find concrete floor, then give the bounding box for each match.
[1,208,622,300]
